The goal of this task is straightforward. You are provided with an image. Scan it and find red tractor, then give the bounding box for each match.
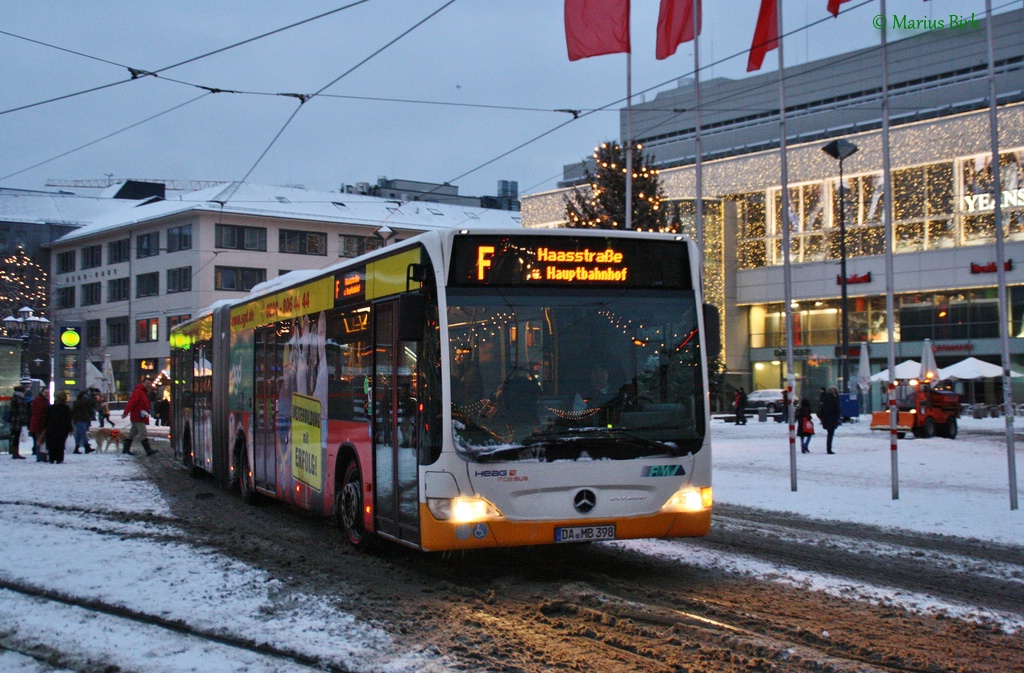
[870,382,960,439]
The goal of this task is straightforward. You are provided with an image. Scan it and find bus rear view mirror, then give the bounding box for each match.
[702,304,721,361]
[398,293,426,341]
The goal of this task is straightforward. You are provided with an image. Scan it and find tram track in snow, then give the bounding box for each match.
[706,504,1024,617]
[0,577,351,673]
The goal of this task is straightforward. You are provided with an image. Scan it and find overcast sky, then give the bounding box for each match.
[0,0,1009,200]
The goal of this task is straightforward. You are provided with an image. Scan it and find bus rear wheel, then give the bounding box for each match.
[239,448,259,505]
[337,461,372,550]
[183,433,204,479]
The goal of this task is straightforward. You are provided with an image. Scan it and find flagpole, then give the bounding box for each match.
[625,52,634,230]
[880,0,899,500]
[985,0,1018,510]
[772,0,797,491]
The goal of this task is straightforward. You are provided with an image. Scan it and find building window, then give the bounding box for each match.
[216,224,267,251]
[136,232,160,258]
[82,245,102,269]
[215,266,266,291]
[57,250,76,274]
[280,229,327,255]
[167,224,192,252]
[136,272,159,298]
[960,151,1024,243]
[893,162,954,253]
[168,314,192,333]
[108,277,129,302]
[734,192,767,270]
[56,286,75,308]
[86,320,101,348]
[108,239,130,264]
[82,282,102,306]
[167,266,192,293]
[107,317,129,346]
[136,317,159,343]
[338,234,383,258]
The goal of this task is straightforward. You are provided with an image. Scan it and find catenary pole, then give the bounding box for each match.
[625,53,633,230]
[693,4,704,259]
[984,0,1018,509]
[880,0,899,499]
[773,1,797,491]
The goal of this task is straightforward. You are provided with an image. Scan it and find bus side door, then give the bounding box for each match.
[372,300,420,545]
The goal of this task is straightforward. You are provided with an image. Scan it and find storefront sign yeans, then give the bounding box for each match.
[962,189,1024,212]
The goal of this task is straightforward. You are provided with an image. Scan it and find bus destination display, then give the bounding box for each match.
[450,235,691,289]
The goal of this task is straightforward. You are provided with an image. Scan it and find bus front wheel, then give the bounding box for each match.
[337,461,372,550]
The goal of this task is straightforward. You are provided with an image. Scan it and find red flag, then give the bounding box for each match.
[656,0,701,60]
[827,0,851,16]
[564,0,631,62]
[747,0,778,72]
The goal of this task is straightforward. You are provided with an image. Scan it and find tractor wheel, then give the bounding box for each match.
[945,417,958,439]
[922,416,936,439]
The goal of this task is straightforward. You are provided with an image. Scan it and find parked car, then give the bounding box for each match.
[745,388,786,414]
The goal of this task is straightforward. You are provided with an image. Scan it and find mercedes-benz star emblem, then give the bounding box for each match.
[573,489,596,514]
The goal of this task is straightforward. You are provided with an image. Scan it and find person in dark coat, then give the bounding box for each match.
[817,386,842,454]
[733,387,747,425]
[9,385,28,459]
[29,389,49,457]
[796,398,814,453]
[46,390,73,464]
[71,390,95,454]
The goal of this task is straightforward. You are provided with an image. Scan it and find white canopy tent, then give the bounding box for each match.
[870,360,921,382]
[940,356,1022,381]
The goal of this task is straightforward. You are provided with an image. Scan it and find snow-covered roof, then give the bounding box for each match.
[53,182,522,243]
[0,187,151,227]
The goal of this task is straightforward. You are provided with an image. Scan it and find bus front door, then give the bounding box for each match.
[372,301,420,546]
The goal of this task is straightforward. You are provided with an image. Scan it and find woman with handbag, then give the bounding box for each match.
[796,398,814,453]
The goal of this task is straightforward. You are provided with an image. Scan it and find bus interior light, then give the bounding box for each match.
[661,486,712,513]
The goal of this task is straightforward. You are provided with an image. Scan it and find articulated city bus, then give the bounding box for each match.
[169,228,717,551]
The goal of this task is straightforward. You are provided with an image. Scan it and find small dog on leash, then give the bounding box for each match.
[89,427,122,453]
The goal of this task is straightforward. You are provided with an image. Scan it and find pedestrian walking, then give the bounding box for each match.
[733,387,747,425]
[121,377,157,456]
[96,394,113,427]
[8,385,28,459]
[71,390,95,454]
[796,399,814,453]
[817,386,841,454]
[29,389,49,458]
[45,390,73,464]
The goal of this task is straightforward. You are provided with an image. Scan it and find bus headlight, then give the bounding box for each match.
[661,486,713,512]
[427,496,502,522]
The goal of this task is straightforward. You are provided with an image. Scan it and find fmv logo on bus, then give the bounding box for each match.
[643,465,685,477]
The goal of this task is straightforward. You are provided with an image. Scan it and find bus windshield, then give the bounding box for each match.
[448,288,706,463]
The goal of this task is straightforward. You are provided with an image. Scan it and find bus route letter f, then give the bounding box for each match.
[477,245,495,281]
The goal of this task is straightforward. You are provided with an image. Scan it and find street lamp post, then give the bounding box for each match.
[3,307,50,382]
[822,139,859,395]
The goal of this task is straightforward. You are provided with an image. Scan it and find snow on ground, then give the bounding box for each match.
[0,433,452,673]
[1,415,1022,670]
[623,413,1024,633]
[708,413,1023,544]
